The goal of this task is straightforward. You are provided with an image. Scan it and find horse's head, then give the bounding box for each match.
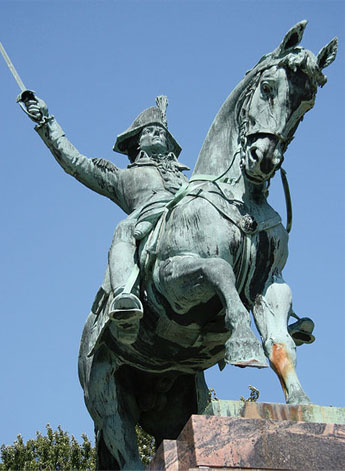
[237,21,337,184]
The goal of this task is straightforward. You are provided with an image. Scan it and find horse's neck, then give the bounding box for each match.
[193,70,255,179]
[193,136,267,206]
[192,69,271,209]
[192,100,238,179]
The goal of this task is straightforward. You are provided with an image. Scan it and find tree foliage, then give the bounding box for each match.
[0,425,95,471]
[1,387,259,469]
[135,425,155,466]
[0,424,156,470]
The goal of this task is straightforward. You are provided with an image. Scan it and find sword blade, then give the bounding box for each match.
[0,42,27,92]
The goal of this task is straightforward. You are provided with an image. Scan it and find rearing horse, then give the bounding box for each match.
[78,22,337,469]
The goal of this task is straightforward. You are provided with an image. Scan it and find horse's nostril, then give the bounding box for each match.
[260,159,274,174]
[250,147,263,162]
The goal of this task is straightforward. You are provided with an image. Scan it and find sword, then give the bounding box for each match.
[0,41,38,119]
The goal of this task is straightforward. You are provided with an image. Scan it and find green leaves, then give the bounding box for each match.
[0,425,96,471]
[135,425,155,466]
[0,424,155,469]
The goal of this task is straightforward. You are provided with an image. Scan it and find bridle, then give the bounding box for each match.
[235,65,315,233]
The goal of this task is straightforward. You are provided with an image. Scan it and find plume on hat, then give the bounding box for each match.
[156,95,169,127]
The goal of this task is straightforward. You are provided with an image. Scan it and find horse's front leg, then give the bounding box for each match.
[253,273,311,404]
[158,255,267,367]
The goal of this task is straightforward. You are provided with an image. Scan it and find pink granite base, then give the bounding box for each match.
[149,414,345,470]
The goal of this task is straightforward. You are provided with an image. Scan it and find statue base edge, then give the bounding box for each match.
[148,402,345,470]
[204,399,345,424]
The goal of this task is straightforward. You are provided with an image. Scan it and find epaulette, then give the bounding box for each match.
[92,158,118,173]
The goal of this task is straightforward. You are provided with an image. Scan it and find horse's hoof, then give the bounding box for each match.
[224,349,268,368]
[225,324,268,368]
[286,392,311,405]
[230,358,268,368]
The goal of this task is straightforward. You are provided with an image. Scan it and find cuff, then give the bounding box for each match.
[34,114,55,130]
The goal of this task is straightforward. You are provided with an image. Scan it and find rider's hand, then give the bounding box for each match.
[25,96,49,122]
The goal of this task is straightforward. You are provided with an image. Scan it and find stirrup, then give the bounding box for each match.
[288,317,315,346]
[108,292,143,324]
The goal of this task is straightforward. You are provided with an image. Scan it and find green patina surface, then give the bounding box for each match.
[10,20,339,471]
[204,399,345,425]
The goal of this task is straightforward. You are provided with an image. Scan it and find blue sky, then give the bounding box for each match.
[0,0,344,447]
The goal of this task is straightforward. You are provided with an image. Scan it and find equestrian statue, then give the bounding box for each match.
[14,21,337,470]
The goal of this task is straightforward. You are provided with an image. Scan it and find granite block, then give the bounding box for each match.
[149,413,345,470]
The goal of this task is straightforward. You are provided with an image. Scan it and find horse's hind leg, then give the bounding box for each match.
[86,348,144,470]
[139,371,209,447]
[253,275,311,404]
[158,255,267,367]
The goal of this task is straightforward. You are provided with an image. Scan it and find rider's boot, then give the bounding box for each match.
[225,322,268,368]
[108,291,143,345]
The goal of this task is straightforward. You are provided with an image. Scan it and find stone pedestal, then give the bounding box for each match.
[148,401,345,470]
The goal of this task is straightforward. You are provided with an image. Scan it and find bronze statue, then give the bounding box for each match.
[9,21,337,469]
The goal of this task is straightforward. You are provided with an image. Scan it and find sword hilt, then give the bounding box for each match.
[16,89,41,121]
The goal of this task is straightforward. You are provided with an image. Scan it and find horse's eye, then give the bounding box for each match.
[261,81,274,97]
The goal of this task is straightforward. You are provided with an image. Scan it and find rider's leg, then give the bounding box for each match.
[108,218,143,344]
[133,196,171,240]
[108,217,139,295]
[158,255,267,367]
[253,276,311,404]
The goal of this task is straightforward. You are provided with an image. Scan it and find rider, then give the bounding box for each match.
[24,95,189,343]
[24,95,314,350]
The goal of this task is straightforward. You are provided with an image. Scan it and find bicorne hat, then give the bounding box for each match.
[113,96,182,158]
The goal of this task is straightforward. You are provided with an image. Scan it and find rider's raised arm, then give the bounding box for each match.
[24,96,126,210]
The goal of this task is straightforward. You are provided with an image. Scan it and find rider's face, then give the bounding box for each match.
[139,125,169,155]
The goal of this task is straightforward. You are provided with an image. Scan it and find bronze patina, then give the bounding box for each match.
[13,21,337,470]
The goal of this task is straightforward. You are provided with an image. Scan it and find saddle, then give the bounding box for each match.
[137,179,282,276]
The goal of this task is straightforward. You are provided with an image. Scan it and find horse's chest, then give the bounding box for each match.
[239,224,288,305]
[111,316,227,374]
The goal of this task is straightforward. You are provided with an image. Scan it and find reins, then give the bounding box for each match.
[280,168,292,233]
[190,68,294,234]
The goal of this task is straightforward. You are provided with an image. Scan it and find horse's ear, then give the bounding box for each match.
[278,20,308,54]
[317,37,338,70]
